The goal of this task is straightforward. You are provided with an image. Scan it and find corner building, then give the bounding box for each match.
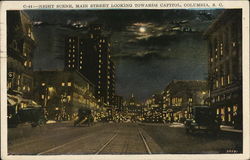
[204,10,242,129]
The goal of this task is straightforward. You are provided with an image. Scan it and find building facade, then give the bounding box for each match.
[34,71,98,120]
[64,25,115,106]
[162,80,208,122]
[204,10,242,128]
[7,11,36,99]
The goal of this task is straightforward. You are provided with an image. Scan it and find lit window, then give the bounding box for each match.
[216,108,219,115]
[232,42,236,47]
[29,61,32,67]
[41,83,45,86]
[68,64,71,68]
[210,58,213,62]
[99,49,101,53]
[68,82,72,86]
[80,66,82,69]
[67,95,71,102]
[108,55,111,58]
[80,61,82,64]
[62,82,65,86]
[69,49,71,53]
[216,80,219,88]
[68,54,71,57]
[72,49,75,52]
[68,60,71,63]
[69,38,71,42]
[73,45,75,49]
[90,34,93,39]
[98,70,101,73]
[99,54,101,58]
[24,61,27,67]
[80,52,83,55]
[108,43,111,47]
[98,91,100,94]
[227,75,231,84]
[73,59,75,62]
[99,65,101,68]
[99,59,102,63]
[98,85,100,88]
[80,56,83,59]
[221,77,224,86]
[73,54,75,57]
[72,64,75,68]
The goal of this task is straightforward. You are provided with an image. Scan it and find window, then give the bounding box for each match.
[62,82,65,86]
[216,80,219,88]
[24,61,28,67]
[80,66,82,69]
[68,82,72,86]
[41,83,45,86]
[41,95,45,99]
[227,75,231,84]
[69,38,71,42]
[221,76,224,86]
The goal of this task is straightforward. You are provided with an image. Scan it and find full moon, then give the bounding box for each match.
[139,26,146,33]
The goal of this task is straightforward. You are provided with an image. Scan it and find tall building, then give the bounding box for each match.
[7,11,36,99]
[204,10,242,129]
[64,24,115,106]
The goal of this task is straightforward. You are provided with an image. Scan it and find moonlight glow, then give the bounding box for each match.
[139,26,146,33]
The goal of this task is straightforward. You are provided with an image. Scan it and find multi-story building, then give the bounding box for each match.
[64,25,115,106]
[113,95,124,112]
[126,94,142,121]
[7,11,36,99]
[34,71,98,120]
[204,9,242,128]
[144,94,164,123]
[162,80,208,122]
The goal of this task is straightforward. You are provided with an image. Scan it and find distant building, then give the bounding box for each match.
[34,71,98,120]
[204,9,242,128]
[162,80,208,122]
[126,94,142,120]
[7,11,36,99]
[144,94,164,123]
[113,95,124,112]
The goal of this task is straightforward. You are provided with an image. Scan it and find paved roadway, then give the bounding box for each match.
[8,122,242,155]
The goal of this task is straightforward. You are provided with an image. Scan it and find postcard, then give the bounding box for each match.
[0,1,249,160]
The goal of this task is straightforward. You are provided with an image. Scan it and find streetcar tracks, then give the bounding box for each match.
[37,134,93,155]
[138,128,152,154]
[95,132,118,154]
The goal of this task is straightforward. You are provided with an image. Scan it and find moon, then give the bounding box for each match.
[139,26,146,33]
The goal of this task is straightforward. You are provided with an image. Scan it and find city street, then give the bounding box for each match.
[8,122,242,155]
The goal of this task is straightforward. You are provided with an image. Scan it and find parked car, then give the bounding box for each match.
[8,94,46,128]
[185,106,220,134]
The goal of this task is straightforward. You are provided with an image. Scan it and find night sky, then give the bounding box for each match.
[25,9,223,101]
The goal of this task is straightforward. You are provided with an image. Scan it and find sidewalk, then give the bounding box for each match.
[220,125,242,133]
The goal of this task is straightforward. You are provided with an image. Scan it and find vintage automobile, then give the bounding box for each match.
[8,93,46,128]
[73,107,94,127]
[185,106,220,134]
